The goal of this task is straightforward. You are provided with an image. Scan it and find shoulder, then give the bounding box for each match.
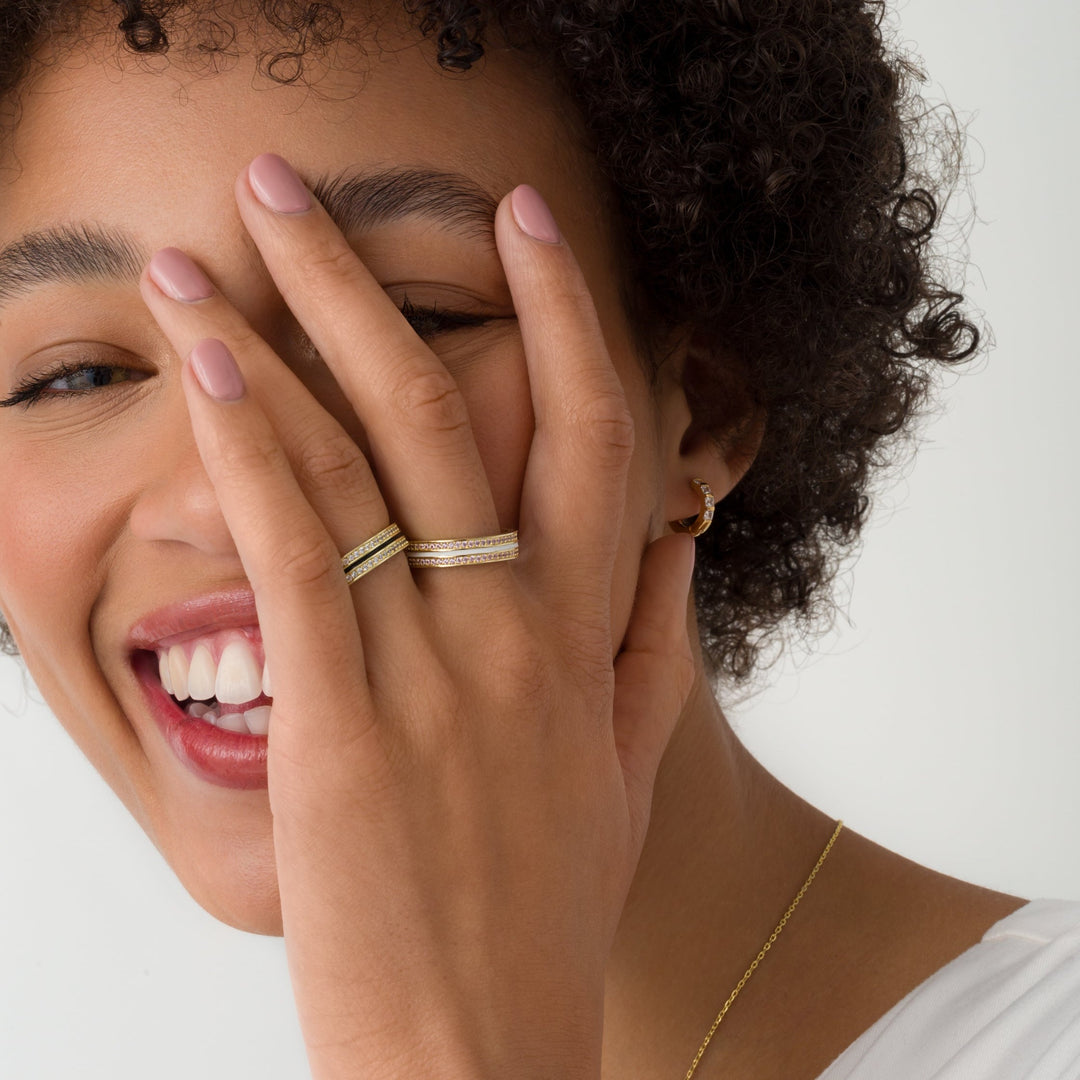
[817,898,1080,1080]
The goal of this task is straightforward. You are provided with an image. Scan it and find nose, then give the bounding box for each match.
[127,393,239,559]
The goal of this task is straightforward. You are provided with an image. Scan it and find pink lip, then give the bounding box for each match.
[127,586,264,651]
[127,587,269,789]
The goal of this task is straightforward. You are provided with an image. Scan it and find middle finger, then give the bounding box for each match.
[235,152,503,543]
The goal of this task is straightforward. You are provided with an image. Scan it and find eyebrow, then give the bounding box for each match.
[0,223,145,308]
[0,167,500,310]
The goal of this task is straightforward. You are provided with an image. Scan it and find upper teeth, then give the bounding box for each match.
[155,631,270,705]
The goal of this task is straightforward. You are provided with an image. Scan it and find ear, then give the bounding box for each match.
[655,329,764,527]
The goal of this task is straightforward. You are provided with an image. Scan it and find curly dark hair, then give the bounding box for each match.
[0,0,978,679]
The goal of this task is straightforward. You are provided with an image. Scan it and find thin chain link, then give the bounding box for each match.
[683,819,845,1080]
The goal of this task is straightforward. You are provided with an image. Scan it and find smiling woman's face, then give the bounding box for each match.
[0,14,687,932]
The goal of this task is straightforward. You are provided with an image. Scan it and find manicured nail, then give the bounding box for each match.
[247,153,312,214]
[189,339,245,402]
[510,185,561,244]
[148,248,215,303]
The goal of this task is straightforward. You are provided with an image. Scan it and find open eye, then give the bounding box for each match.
[0,360,151,408]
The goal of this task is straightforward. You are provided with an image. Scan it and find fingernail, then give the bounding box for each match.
[148,248,215,303]
[247,153,312,214]
[510,185,561,244]
[189,339,245,402]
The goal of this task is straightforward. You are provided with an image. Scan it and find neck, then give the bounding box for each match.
[601,642,1030,1080]
[601,664,838,1078]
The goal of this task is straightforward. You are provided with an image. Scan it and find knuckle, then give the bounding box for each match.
[221,321,265,357]
[387,365,471,441]
[409,677,468,755]
[570,389,635,463]
[213,430,285,486]
[293,426,369,493]
[270,532,341,592]
[498,657,553,716]
[296,237,361,285]
[489,628,558,707]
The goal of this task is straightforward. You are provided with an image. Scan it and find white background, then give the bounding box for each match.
[2,1,1077,1076]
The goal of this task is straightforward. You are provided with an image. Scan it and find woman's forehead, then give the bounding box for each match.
[0,20,593,252]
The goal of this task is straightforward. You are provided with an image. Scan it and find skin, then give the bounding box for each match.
[0,9,1029,1079]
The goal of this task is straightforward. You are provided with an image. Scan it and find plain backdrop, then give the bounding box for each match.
[2,0,1078,1076]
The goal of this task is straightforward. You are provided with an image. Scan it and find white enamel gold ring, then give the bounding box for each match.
[405,530,519,568]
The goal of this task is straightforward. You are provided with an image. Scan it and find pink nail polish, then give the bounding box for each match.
[148,248,215,302]
[510,185,561,244]
[189,339,245,402]
[247,153,312,214]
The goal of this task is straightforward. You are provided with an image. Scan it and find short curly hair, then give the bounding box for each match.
[0,0,978,679]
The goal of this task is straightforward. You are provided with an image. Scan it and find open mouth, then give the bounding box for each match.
[137,627,273,737]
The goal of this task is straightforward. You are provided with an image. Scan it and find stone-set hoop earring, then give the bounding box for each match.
[668,477,715,538]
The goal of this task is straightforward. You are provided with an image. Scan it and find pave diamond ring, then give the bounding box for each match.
[341,523,409,584]
[405,530,519,568]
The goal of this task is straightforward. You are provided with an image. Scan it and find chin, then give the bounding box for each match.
[163,823,284,936]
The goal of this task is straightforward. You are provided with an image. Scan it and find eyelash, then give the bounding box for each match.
[0,297,493,409]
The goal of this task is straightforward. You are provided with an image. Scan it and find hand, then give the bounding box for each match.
[139,153,696,1080]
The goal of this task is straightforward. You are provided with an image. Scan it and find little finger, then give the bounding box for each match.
[493,186,634,606]
[176,334,387,755]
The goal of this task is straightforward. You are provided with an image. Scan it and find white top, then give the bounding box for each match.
[817,898,1080,1079]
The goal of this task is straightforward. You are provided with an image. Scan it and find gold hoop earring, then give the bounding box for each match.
[668,477,715,537]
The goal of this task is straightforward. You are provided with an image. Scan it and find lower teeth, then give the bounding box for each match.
[215,711,249,734]
[178,698,271,735]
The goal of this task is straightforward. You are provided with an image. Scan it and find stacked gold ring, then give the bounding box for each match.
[406,530,519,568]
[340,526,519,581]
[341,523,409,584]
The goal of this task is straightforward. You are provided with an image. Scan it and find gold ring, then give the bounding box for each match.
[341,523,408,584]
[406,530,519,568]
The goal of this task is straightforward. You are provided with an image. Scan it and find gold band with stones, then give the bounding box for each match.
[668,477,715,538]
[406,530,519,568]
[341,523,408,585]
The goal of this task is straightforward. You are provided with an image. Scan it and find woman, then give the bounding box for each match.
[0,2,1077,1078]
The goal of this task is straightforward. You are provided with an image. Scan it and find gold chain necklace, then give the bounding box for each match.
[683,819,845,1079]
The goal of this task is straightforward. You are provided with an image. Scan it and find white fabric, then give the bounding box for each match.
[816,898,1080,1079]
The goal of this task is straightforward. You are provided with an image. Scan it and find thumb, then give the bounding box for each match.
[612,532,697,854]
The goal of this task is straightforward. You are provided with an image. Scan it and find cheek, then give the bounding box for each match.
[0,420,144,800]
[0,435,122,659]
[0,423,284,934]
